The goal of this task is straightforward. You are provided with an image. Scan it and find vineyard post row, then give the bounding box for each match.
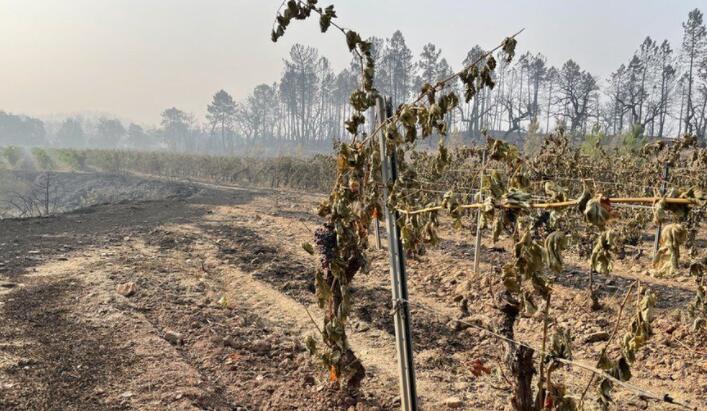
[473,149,487,275]
[370,135,701,410]
[376,95,418,411]
[368,105,383,250]
[653,163,670,260]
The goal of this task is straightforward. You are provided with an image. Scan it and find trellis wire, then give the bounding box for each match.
[395,196,698,216]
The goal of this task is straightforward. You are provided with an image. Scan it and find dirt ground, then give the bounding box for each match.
[0,174,704,410]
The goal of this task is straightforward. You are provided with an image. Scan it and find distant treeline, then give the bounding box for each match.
[2,8,706,154]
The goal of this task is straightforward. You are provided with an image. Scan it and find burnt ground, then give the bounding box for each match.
[0,174,705,410]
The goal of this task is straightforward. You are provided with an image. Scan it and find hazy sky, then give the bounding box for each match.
[1,0,704,125]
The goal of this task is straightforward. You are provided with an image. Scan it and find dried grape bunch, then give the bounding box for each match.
[313,224,337,270]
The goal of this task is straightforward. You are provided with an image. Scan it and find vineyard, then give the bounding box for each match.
[1,138,704,410]
[367,132,707,410]
[270,1,707,410]
[0,147,336,192]
[1,1,707,411]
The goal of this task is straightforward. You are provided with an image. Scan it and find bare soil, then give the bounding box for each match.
[0,174,704,410]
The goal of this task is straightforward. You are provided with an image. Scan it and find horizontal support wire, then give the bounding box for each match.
[531,177,657,191]
[406,185,659,204]
[417,168,662,192]
[395,197,698,216]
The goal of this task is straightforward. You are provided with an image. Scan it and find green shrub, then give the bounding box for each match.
[619,124,647,154]
[31,147,56,170]
[2,146,22,167]
[54,148,88,171]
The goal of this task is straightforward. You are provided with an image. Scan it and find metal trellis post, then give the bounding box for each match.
[376,96,417,411]
[473,149,487,274]
[652,162,670,260]
[368,106,382,250]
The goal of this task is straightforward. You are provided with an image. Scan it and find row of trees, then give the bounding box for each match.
[209,8,707,148]
[1,8,705,153]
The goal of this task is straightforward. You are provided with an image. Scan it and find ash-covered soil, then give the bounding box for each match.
[0,170,198,218]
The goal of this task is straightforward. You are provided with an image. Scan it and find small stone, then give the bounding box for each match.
[252,341,271,352]
[444,396,463,409]
[116,282,137,297]
[164,330,183,346]
[582,331,610,344]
